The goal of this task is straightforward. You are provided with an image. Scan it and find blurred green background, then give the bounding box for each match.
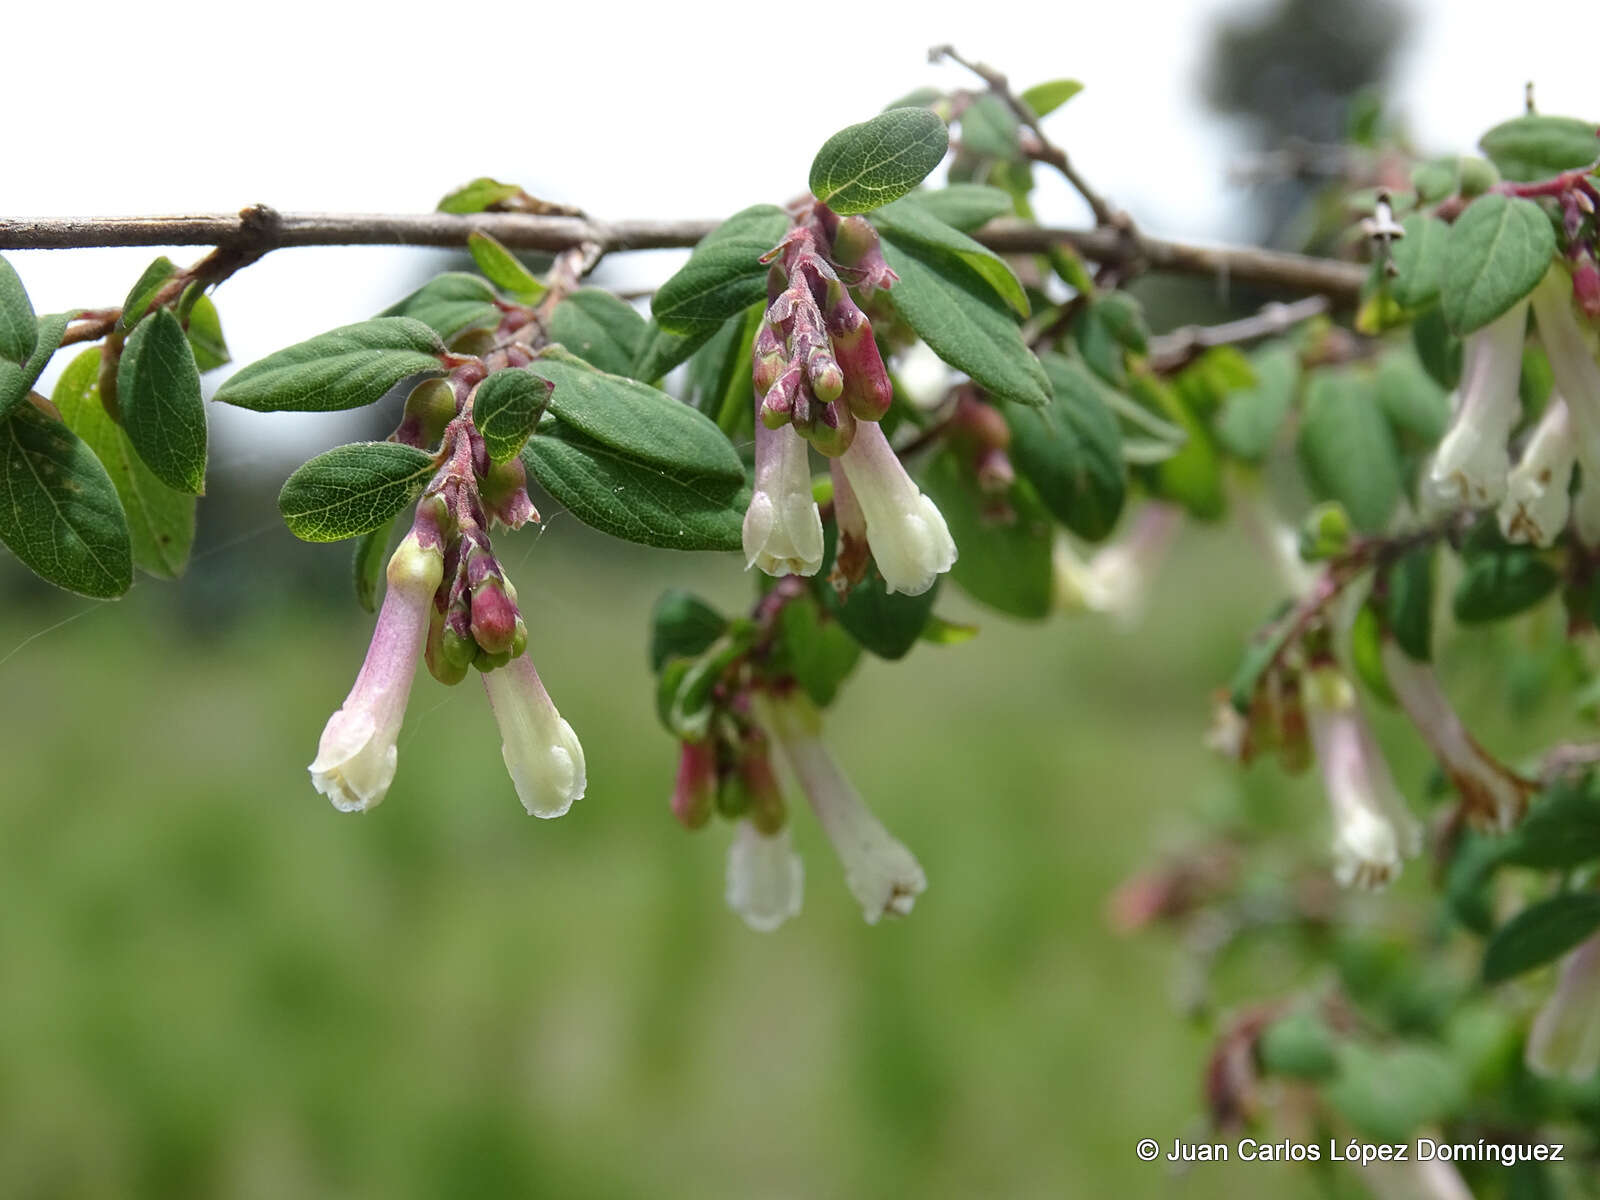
[14,500,1563,1199]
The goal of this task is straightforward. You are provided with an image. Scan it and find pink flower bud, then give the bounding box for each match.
[671,740,716,829]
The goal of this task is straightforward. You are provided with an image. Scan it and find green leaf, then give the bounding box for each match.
[872,198,1028,316]
[633,320,716,382]
[1257,1012,1338,1080]
[1296,368,1402,532]
[829,571,939,660]
[467,232,547,302]
[921,453,1053,619]
[878,234,1051,408]
[1095,292,1149,355]
[1388,214,1449,311]
[1376,345,1451,443]
[277,442,437,542]
[437,177,524,214]
[547,289,646,376]
[1019,79,1083,120]
[474,368,554,464]
[1350,602,1395,705]
[1479,115,1600,183]
[1005,354,1124,540]
[1214,343,1299,462]
[1129,371,1223,519]
[1325,1044,1468,1143]
[0,255,36,366]
[0,399,132,597]
[650,590,729,671]
[528,358,742,482]
[809,108,950,214]
[1482,893,1600,984]
[1453,548,1559,623]
[521,421,745,552]
[1440,195,1555,335]
[1228,609,1293,714]
[959,94,1021,159]
[777,595,862,705]
[1386,546,1435,661]
[1501,775,1600,870]
[901,185,1013,232]
[351,518,395,613]
[650,205,791,335]
[116,308,207,494]
[378,274,501,343]
[120,257,177,328]
[1412,307,1462,392]
[184,293,230,370]
[214,317,445,413]
[51,347,194,579]
[0,311,74,421]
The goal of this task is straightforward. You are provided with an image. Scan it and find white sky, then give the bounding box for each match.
[7,0,1595,452]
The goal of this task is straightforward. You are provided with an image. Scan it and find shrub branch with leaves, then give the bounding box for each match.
[6,48,1600,1195]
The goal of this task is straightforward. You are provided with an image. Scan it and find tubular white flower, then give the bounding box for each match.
[743,420,824,577]
[725,820,805,932]
[309,531,444,813]
[1082,503,1183,628]
[836,420,956,596]
[760,693,926,923]
[1426,299,1528,509]
[1530,269,1600,545]
[1498,396,1575,547]
[1526,931,1600,1083]
[1379,641,1530,833]
[1304,667,1422,889]
[482,653,586,818]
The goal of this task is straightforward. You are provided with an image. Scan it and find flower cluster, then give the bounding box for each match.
[743,205,957,596]
[310,393,584,821]
[1425,267,1600,547]
[667,685,926,932]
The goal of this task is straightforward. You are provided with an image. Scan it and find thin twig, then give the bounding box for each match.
[1148,295,1333,372]
[0,210,1368,302]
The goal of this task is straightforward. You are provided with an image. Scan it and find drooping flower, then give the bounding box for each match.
[725,820,805,932]
[836,420,956,596]
[759,691,926,923]
[1498,395,1576,548]
[1051,503,1183,628]
[481,651,586,818]
[743,419,824,577]
[1303,666,1422,889]
[1526,931,1600,1083]
[1379,641,1532,833]
[1425,299,1529,510]
[309,530,444,812]
[1530,267,1600,545]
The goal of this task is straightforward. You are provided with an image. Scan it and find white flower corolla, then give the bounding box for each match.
[481,653,586,818]
[1379,641,1531,833]
[836,420,956,596]
[743,419,824,577]
[1526,932,1600,1083]
[760,693,926,923]
[725,820,805,932]
[1052,505,1184,628]
[1304,667,1422,889]
[1530,269,1600,545]
[1498,396,1575,548]
[309,531,444,813]
[1426,299,1529,509]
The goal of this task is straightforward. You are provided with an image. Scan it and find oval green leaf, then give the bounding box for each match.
[548,288,646,376]
[871,198,1028,316]
[474,367,554,464]
[1483,893,1600,984]
[1005,354,1125,540]
[278,441,437,542]
[117,308,208,494]
[809,108,950,215]
[1296,368,1401,532]
[1479,115,1600,183]
[214,317,446,413]
[1440,195,1555,335]
[379,275,501,342]
[0,400,132,598]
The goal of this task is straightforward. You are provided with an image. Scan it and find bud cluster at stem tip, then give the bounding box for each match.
[743,203,956,597]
